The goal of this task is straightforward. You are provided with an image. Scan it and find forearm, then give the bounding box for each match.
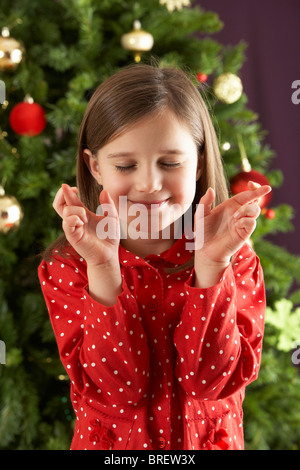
[175,244,265,400]
[87,258,122,306]
[83,271,150,404]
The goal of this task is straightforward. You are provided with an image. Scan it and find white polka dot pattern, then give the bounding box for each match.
[38,237,266,450]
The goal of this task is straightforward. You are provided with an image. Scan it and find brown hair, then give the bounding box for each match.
[42,63,229,262]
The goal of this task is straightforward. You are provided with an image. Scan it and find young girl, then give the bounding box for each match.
[39,64,271,451]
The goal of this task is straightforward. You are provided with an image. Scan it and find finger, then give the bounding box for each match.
[62,205,88,224]
[247,181,262,205]
[234,216,256,235]
[96,190,120,241]
[247,181,261,190]
[233,202,261,220]
[99,189,119,219]
[53,187,66,217]
[198,187,215,217]
[62,215,84,234]
[233,184,271,207]
[62,183,85,208]
[53,186,81,220]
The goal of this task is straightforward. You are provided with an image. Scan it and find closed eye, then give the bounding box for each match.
[115,165,136,172]
[162,162,181,168]
[115,162,181,172]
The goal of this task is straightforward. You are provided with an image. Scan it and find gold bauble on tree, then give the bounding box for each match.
[0,27,24,71]
[121,20,154,63]
[0,186,23,233]
[159,0,191,12]
[213,72,243,104]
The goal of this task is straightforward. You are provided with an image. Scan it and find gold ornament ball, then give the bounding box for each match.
[159,0,191,12]
[121,20,154,63]
[213,73,243,104]
[0,28,24,71]
[0,193,23,233]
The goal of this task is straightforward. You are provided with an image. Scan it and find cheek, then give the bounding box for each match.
[171,169,197,205]
[101,174,130,210]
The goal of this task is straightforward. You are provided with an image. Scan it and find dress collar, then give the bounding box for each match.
[118,234,194,268]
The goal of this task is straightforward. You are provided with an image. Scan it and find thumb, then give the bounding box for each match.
[198,187,215,217]
[99,189,110,205]
[98,189,118,218]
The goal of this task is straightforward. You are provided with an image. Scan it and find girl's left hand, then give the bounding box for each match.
[194,181,272,264]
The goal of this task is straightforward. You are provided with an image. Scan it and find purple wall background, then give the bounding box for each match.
[195,0,300,255]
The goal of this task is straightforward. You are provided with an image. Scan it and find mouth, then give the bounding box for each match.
[128,198,170,210]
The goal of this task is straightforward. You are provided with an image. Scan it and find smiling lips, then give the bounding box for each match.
[129,198,170,210]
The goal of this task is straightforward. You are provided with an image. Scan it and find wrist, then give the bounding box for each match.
[86,254,120,271]
[86,257,122,307]
[193,254,230,289]
[194,252,230,270]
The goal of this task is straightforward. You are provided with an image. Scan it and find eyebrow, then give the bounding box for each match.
[106,152,137,159]
[106,150,186,159]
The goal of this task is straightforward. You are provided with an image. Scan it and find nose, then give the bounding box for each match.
[134,164,163,193]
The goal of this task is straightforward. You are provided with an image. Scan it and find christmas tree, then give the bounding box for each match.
[0,0,300,450]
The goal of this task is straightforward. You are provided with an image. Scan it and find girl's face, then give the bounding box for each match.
[84,109,201,247]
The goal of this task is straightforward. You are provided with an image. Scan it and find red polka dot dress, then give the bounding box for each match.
[38,236,266,450]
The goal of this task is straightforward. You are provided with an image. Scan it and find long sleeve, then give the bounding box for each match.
[38,237,261,450]
[173,242,265,400]
[38,253,150,407]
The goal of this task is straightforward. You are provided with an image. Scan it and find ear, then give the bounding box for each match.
[83,149,102,186]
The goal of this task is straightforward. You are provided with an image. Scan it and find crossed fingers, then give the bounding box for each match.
[232,182,271,208]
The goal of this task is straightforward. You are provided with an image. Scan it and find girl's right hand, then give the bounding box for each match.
[53,184,120,267]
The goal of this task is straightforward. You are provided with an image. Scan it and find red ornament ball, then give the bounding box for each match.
[9,101,46,136]
[197,72,208,83]
[265,208,276,219]
[230,169,272,209]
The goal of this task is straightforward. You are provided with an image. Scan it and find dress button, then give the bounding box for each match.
[148,301,158,312]
[158,436,166,449]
